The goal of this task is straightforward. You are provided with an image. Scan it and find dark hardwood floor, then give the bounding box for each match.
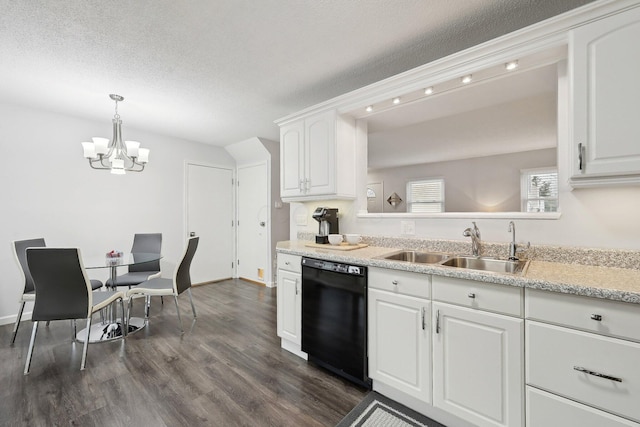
[0,279,367,426]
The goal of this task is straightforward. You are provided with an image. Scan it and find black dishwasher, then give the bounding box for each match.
[301,257,370,388]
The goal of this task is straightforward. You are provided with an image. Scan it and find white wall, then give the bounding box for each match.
[288,54,640,251]
[0,102,235,324]
[289,70,640,250]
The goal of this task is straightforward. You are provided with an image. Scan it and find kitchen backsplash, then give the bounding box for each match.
[297,232,640,270]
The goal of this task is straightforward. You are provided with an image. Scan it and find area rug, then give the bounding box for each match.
[336,392,446,427]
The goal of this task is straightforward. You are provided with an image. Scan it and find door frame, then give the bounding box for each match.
[184,160,236,279]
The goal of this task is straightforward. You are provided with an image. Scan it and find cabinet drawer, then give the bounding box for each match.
[432,276,523,317]
[368,267,430,299]
[527,321,640,423]
[277,253,301,273]
[527,387,640,427]
[526,288,640,342]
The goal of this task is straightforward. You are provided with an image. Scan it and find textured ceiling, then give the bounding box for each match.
[0,0,595,146]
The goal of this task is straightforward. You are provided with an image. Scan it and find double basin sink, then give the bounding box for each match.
[378,250,529,275]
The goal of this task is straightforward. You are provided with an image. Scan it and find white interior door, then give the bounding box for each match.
[187,163,234,284]
[237,163,268,283]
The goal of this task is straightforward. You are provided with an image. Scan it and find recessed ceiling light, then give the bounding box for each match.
[505,61,519,71]
[424,87,434,95]
[366,105,373,112]
[461,75,472,84]
[392,97,401,104]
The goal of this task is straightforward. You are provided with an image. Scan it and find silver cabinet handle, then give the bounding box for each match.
[392,280,398,286]
[295,279,299,295]
[421,307,426,330]
[468,292,476,299]
[578,143,584,171]
[591,314,602,321]
[436,309,440,334]
[305,178,311,191]
[573,366,622,383]
[299,179,305,192]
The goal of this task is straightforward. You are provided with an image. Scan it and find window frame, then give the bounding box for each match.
[520,167,559,213]
[406,177,445,213]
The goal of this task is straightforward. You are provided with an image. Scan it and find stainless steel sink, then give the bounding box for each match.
[378,250,449,264]
[440,256,529,275]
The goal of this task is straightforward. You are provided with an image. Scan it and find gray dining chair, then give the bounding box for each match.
[106,233,162,289]
[11,238,104,344]
[126,236,198,333]
[23,247,126,374]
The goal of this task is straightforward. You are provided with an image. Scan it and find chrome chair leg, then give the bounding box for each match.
[24,321,39,375]
[120,298,127,337]
[80,316,92,370]
[173,295,184,333]
[11,301,26,345]
[187,289,197,318]
[127,297,133,329]
[71,319,77,341]
[145,295,151,319]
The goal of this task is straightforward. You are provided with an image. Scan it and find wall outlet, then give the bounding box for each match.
[401,220,415,235]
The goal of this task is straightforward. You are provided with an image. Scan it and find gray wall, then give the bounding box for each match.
[368,148,556,213]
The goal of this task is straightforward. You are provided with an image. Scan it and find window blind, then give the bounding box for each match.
[407,179,444,213]
[521,168,558,212]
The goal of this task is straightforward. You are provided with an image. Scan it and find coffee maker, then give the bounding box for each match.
[312,207,339,244]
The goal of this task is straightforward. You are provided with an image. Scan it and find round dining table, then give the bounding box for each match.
[76,252,163,343]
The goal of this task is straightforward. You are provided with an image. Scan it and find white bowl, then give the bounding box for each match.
[344,234,362,245]
[328,234,343,245]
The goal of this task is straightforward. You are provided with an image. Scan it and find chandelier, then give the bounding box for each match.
[81,94,150,174]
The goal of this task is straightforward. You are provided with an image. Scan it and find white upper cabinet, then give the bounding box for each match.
[570,6,640,186]
[279,109,356,201]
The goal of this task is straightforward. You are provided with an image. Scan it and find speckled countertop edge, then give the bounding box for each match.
[277,240,640,304]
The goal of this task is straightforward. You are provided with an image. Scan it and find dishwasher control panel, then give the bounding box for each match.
[302,257,366,277]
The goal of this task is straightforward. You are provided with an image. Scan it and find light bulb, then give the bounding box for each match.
[505,61,519,71]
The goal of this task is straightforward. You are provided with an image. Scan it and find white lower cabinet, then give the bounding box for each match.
[276,253,305,358]
[527,387,640,427]
[432,302,524,427]
[526,321,640,424]
[526,289,640,425]
[368,288,431,403]
[322,261,640,426]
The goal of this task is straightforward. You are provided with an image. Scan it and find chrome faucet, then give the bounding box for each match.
[508,221,530,260]
[463,222,481,256]
[508,221,517,260]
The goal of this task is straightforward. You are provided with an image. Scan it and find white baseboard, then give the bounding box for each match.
[280,339,308,360]
[0,310,31,327]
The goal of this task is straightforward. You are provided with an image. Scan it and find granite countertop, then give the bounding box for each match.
[276,240,640,304]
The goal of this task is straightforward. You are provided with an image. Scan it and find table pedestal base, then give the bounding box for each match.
[76,317,146,343]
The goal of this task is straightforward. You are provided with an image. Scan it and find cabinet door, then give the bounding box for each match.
[571,7,640,180]
[304,110,335,196]
[368,289,431,403]
[433,302,524,427]
[280,121,305,198]
[276,269,301,345]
